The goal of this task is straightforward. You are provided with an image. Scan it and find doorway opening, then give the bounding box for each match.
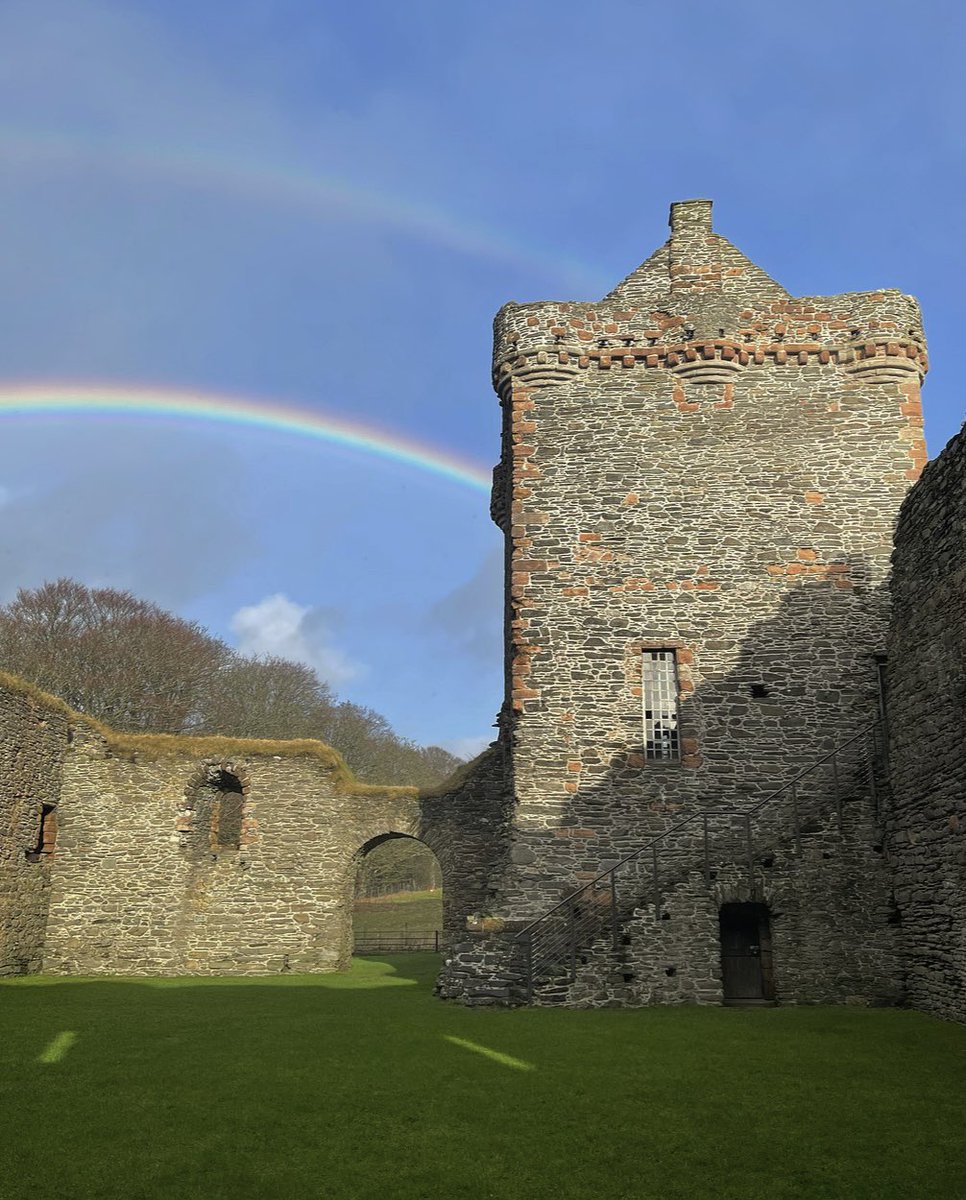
[719,902,776,1005]
[352,834,442,954]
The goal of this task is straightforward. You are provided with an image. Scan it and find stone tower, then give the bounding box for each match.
[444,199,928,1005]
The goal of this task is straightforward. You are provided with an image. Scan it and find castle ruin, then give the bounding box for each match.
[2,200,964,1021]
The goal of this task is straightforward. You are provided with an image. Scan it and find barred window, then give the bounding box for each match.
[642,650,680,761]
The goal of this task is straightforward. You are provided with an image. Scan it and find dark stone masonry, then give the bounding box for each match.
[888,425,966,1020]
[1,199,963,1020]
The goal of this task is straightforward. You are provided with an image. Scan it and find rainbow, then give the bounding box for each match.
[0,127,608,292]
[0,383,493,495]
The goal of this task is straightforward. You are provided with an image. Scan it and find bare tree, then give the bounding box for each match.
[0,580,467,789]
[0,579,226,731]
[199,654,333,741]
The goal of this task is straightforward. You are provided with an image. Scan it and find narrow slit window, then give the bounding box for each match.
[26,804,57,861]
[642,650,680,761]
[214,771,244,851]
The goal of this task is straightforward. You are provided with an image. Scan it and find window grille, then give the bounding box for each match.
[642,650,680,761]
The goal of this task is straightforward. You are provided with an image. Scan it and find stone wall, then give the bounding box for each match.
[441,198,924,1004]
[888,422,966,1021]
[0,678,505,976]
[490,199,921,917]
[0,680,69,975]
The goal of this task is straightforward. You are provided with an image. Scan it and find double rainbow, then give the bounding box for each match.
[0,383,493,495]
[0,127,607,290]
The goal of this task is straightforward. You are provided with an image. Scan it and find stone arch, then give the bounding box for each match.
[349,832,444,954]
[179,760,253,860]
[339,830,443,962]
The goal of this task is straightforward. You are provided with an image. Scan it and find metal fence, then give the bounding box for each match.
[353,929,441,953]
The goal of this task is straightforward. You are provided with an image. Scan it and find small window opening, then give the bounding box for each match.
[213,771,244,850]
[642,650,680,761]
[26,804,57,861]
[750,683,770,699]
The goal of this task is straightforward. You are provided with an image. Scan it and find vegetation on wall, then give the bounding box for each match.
[0,579,467,896]
[0,579,462,787]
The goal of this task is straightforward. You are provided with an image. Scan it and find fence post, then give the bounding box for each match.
[868,729,879,820]
[610,870,619,950]
[568,897,577,983]
[434,929,439,953]
[703,814,710,888]
[832,751,843,833]
[745,813,755,894]
[524,932,533,1005]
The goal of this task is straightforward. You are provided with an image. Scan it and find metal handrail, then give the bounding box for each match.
[513,716,887,996]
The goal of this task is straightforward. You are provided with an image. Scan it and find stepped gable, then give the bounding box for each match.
[492,198,926,398]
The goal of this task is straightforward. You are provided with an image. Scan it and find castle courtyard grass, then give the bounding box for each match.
[352,888,443,938]
[2,955,965,1200]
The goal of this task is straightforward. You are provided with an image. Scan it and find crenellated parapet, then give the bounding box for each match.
[492,199,926,399]
[493,293,927,399]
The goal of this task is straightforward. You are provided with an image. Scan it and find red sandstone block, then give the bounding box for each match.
[797,548,818,561]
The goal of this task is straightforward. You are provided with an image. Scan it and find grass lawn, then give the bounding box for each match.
[2,955,965,1200]
[352,888,442,937]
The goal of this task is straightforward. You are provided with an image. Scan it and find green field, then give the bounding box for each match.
[2,955,965,1200]
[352,887,442,937]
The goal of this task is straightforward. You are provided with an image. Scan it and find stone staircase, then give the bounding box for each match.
[512,719,890,1007]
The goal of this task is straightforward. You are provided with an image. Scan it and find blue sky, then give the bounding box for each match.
[0,0,963,756]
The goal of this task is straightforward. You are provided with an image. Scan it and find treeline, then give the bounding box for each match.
[0,579,463,789]
[354,839,442,898]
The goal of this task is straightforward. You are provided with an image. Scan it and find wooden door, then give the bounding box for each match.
[719,903,765,1002]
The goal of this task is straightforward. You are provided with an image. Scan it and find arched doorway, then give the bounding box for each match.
[719,902,776,1005]
[351,834,443,955]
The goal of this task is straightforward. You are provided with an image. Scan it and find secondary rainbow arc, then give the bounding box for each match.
[0,383,493,495]
[0,127,609,291]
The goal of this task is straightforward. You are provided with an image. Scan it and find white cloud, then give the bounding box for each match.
[230,593,361,687]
